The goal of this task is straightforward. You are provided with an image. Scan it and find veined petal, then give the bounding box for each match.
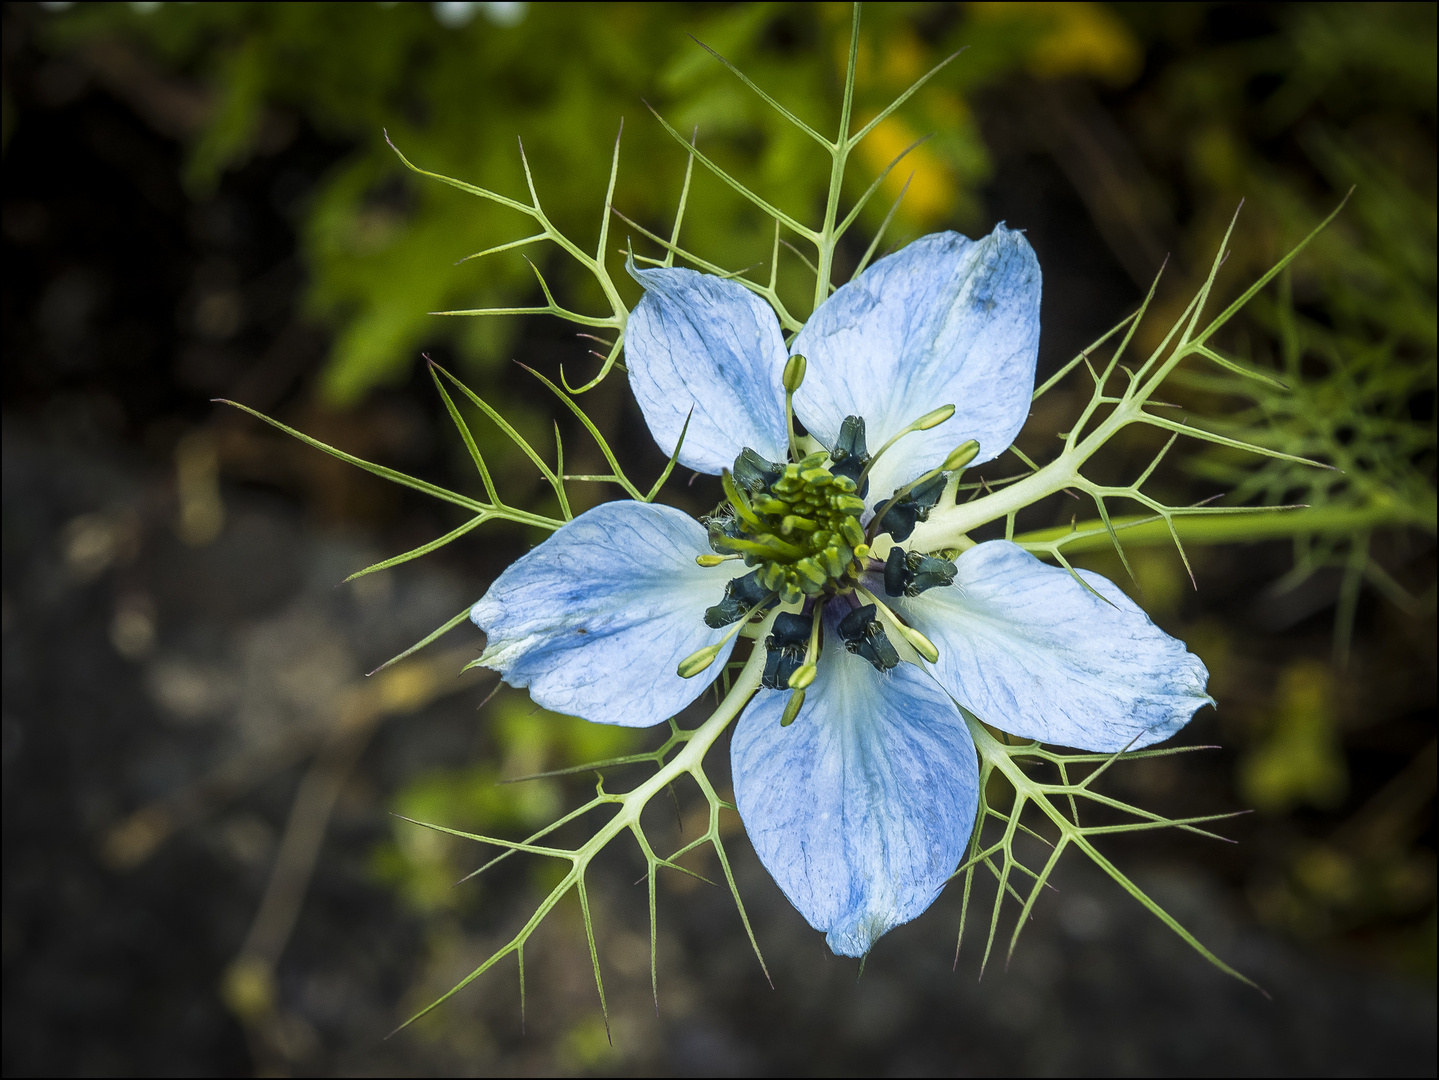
[625,264,789,474]
[471,501,741,727]
[791,226,1041,507]
[732,608,978,957]
[889,541,1212,751]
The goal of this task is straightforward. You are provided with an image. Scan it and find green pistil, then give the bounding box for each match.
[779,513,820,534]
[711,450,872,604]
[722,535,807,561]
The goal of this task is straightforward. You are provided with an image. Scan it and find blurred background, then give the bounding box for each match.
[2,1,1434,1075]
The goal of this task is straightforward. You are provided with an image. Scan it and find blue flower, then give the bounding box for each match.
[472,225,1212,957]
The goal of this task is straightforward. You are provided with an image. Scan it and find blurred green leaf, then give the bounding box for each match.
[1239,659,1348,812]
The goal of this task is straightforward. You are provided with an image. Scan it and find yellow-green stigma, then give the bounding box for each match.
[707,448,871,606]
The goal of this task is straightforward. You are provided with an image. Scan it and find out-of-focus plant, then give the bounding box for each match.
[1127,2,1435,967]
[1132,3,1436,658]
[1000,4,1436,653]
[38,1,1151,407]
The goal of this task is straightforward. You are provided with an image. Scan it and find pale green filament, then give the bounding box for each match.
[677,593,775,678]
[868,439,980,541]
[787,602,825,689]
[855,404,956,490]
[855,584,939,663]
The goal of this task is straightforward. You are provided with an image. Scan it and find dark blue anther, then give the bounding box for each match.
[829,415,870,496]
[877,472,948,541]
[878,503,919,543]
[762,610,813,689]
[704,570,773,628]
[883,547,958,597]
[733,447,784,493]
[835,603,875,641]
[882,546,907,596]
[835,603,900,672]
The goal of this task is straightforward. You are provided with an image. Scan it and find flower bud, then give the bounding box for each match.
[943,440,981,472]
[677,643,722,679]
[914,404,956,430]
[780,688,806,727]
[782,354,808,393]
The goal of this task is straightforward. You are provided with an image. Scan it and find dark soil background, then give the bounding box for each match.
[3,2,1434,1076]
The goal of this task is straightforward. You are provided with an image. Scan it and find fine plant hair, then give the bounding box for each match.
[219,3,1423,1034]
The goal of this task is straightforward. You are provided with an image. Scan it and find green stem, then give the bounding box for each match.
[910,366,1220,550]
[1017,501,1432,553]
[604,647,764,844]
[813,7,862,312]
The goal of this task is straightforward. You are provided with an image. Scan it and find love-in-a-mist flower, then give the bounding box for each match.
[472,225,1212,957]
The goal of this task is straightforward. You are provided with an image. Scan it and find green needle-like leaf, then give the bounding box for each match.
[367,605,474,677]
[689,35,833,150]
[646,101,817,241]
[343,515,491,583]
[217,399,491,516]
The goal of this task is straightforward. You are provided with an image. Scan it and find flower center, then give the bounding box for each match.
[705,447,871,607]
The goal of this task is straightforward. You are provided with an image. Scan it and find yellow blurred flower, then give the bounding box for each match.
[970,1,1143,85]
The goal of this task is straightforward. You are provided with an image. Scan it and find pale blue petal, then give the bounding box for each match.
[889,541,1212,751]
[791,226,1041,507]
[625,264,789,474]
[731,608,978,957]
[471,501,741,727]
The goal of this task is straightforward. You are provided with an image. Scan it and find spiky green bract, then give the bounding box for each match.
[390,644,773,1036]
[942,193,1431,657]
[953,709,1259,991]
[217,353,693,674]
[385,123,631,394]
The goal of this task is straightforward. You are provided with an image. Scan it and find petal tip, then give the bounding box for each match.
[824,924,877,959]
